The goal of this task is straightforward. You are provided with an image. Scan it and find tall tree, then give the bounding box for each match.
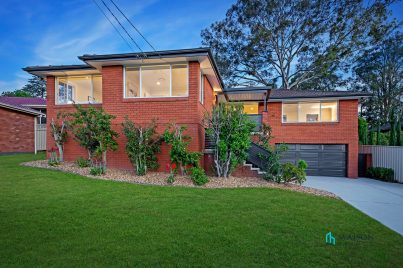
[21,75,46,98]
[353,32,402,133]
[201,0,394,89]
[0,75,46,98]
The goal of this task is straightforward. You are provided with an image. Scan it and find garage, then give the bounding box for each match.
[278,144,347,177]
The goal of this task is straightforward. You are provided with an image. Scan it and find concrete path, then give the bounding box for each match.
[304,176,403,236]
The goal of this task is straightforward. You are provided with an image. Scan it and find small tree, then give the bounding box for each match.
[68,105,118,168]
[163,123,200,175]
[122,118,162,175]
[204,103,255,178]
[49,118,68,162]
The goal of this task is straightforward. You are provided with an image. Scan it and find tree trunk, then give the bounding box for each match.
[57,144,64,162]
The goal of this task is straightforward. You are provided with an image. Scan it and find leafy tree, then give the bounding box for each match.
[354,32,402,134]
[1,75,46,98]
[204,103,255,177]
[358,117,369,145]
[201,0,394,89]
[122,118,162,175]
[1,89,32,97]
[68,105,118,167]
[21,75,46,98]
[163,123,200,175]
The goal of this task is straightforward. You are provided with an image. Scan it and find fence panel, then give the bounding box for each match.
[359,145,403,183]
[36,124,47,151]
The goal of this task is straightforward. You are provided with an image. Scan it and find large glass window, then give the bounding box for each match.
[243,102,259,114]
[282,101,338,123]
[56,75,102,104]
[124,64,188,98]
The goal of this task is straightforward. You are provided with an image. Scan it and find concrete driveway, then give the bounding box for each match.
[304,176,403,236]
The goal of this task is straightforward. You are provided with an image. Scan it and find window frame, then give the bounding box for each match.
[123,63,189,99]
[281,100,339,123]
[55,75,102,105]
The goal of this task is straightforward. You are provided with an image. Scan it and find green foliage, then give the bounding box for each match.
[47,148,60,166]
[166,174,175,184]
[163,123,201,175]
[89,164,106,176]
[205,103,256,177]
[1,75,46,98]
[355,32,402,134]
[1,89,33,97]
[68,104,118,167]
[298,160,308,171]
[75,157,91,168]
[366,167,395,182]
[202,0,394,89]
[281,163,307,185]
[122,118,161,176]
[358,117,368,145]
[190,167,209,186]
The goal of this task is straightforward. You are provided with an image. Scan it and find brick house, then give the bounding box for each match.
[24,48,368,178]
[0,97,46,154]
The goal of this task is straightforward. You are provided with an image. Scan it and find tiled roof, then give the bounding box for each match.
[0,96,46,106]
[269,89,370,99]
[0,97,45,115]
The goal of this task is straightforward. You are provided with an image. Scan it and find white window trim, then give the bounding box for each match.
[123,63,189,99]
[281,100,339,123]
[55,75,102,105]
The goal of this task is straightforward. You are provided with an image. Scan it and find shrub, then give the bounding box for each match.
[67,104,118,168]
[48,147,60,166]
[75,157,91,168]
[366,167,395,182]
[282,163,306,184]
[122,118,161,176]
[163,123,201,175]
[166,163,177,184]
[90,165,106,176]
[190,167,209,186]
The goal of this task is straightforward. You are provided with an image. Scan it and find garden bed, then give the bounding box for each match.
[21,160,337,198]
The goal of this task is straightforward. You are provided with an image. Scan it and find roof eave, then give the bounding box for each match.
[0,102,44,116]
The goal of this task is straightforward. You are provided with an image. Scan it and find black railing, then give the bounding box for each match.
[247,142,270,169]
[248,114,262,132]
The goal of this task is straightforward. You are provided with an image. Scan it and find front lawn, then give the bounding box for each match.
[1,154,402,267]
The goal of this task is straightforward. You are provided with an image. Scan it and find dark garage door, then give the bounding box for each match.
[278,144,347,177]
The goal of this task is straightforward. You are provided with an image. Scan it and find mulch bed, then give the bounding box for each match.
[21,160,337,198]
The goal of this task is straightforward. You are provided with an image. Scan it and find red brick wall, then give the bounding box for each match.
[264,100,359,178]
[46,61,215,171]
[0,107,35,153]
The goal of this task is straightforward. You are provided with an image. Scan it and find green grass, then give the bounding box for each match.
[0,154,402,267]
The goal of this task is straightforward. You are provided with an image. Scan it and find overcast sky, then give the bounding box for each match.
[0,0,401,93]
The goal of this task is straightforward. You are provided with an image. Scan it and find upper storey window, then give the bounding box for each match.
[56,75,102,104]
[124,64,188,98]
[282,101,338,123]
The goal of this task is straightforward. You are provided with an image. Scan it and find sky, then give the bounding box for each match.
[0,0,401,93]
[0,0,236,93]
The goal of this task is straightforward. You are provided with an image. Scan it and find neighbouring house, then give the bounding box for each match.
[23,48,368,178]
[0,96,47,154]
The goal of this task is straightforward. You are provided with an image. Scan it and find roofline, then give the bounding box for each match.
[22,64,95,72]
[223,86,272,93]
[78,47,225,89]
[78,47,212,61]
[0,102,44,116]
[23,104,46,108]
[269,96,370,102]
